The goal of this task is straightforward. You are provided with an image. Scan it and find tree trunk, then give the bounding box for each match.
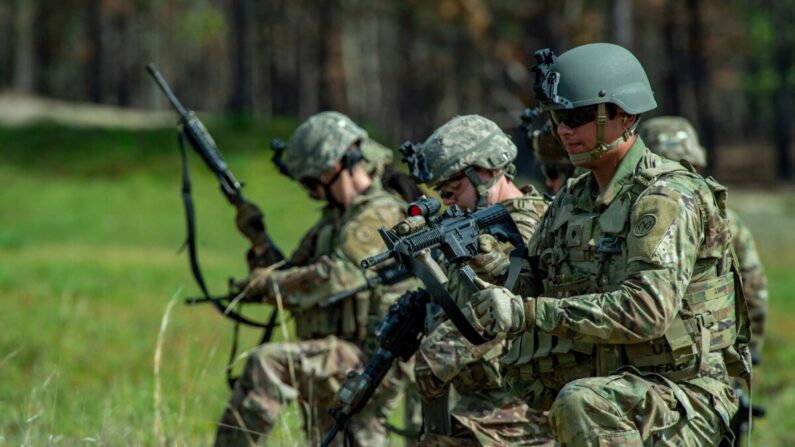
[86,0,103,103]
[686,0,715,174]
[115,12,131,107]
[12,0,35,93]
[612,0,633,49]
[661,1,681,115]
[318,0,347,112]
[772,0,793,180]
[228,0,251,113]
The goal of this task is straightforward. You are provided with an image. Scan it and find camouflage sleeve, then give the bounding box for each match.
[534,184,701,344]
[512,207,554,298]
[269,198,405,309]
[418,204,545,380]
[728,209,768,354]
[513,207,544,244]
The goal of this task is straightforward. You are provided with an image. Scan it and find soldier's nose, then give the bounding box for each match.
[557,122,574,136]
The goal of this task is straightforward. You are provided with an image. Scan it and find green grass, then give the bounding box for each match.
[1,122,793,445]
[0,119,326,446]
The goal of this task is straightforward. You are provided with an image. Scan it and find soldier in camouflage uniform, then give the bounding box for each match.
[640,116,768,360]
[215,111,416,446]
[400,115,553,446]
[468,43,751,446]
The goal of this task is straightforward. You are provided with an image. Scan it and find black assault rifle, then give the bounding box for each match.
[147,64,257,207]
[361,196,525,346]
[184,265,412,309]
[319,266,413,308]
[147,64,285,388]
[321,289,428,447]
[146,63,285,325]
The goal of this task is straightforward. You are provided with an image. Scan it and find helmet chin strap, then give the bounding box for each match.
[568,103,639,164]
[322,149,365,208]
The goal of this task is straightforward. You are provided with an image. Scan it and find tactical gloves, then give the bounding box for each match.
[468,278,534,336]
[241,267,275,299]
[469,234,510,280]
[235,200,270,248]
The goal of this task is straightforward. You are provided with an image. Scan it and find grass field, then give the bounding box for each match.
[1,119,793,446]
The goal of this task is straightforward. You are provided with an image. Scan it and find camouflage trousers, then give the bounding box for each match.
[397,356,424,446]
[547,370,738,446]
[214,335,401,447]
[419,387,555,447]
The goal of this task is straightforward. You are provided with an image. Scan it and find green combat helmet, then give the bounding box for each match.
[639,116,707,170]
[400,114,517,208]
[532,43,657,163]
[283,111,367,181]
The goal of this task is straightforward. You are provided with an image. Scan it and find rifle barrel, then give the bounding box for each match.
[145,64,190,117]
[361,252,391,269]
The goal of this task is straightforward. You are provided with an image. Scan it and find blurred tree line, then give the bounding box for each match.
[1,0,793,180]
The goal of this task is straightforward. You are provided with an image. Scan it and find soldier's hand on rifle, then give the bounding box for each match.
[468,278,534,336]
[235,200,269,248]
[469,234,509,280]
[240,267,276,300]
[414,355,448,399]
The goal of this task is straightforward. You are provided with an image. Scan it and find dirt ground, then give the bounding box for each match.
[1,92,790,187]
[0,92,173,129]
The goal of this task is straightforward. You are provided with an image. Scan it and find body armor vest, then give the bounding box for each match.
[502,161,750,409]
[291,189,401,345]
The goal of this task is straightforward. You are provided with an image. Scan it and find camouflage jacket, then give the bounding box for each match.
[502,139,749,426]
[418,186,548,393]
[257,181,414,344]
[727,208,768,356]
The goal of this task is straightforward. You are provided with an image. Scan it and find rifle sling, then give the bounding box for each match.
[404,254,493,345]
[504,245,527,291]
[178,130,280,331]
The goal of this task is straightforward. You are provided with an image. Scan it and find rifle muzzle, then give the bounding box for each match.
[361,252,391,269]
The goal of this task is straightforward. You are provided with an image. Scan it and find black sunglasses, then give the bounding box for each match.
[550,105,598,129]
[435,173,467,200]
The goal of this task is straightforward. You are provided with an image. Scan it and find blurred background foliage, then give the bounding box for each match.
[1,0,795,181]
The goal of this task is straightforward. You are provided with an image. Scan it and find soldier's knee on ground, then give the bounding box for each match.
[244,343,300,403]
[549,378,642,447]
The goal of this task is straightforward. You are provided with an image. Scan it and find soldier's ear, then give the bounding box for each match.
[621,114,638,128]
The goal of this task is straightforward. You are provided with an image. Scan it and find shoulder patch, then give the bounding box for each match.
[353,224,377,244]
[633,214,657,237]
[339,198,403,265]
[626,194,680,263]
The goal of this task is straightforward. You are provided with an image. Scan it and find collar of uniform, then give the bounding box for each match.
[594,137,647,208]
[500,185,543,212]
[349,177,384,208]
